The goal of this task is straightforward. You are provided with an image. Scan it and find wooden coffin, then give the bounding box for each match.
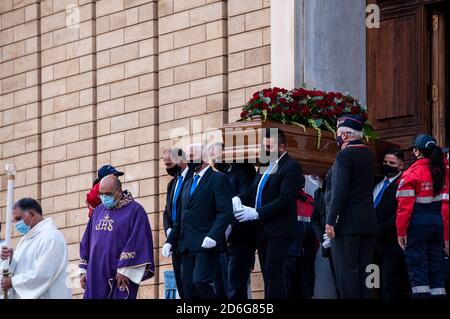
[222,118,399,177]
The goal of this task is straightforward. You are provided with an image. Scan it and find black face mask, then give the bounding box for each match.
[336,136,345,149]
[166,165,181,177]
[214,162,230,172]
[187,161,203,172]
[383,164,399,178]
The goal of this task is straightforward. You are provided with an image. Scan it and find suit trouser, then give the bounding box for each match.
[374,242,410,299]
[284,254,316,299]
[258,236,292,299]
[331,234,377,299]
[181,250,219,299]
[227,240,256,299]
[214,253,229,299]
[172,248,184,299]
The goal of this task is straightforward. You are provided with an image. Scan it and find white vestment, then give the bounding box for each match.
[6,218,72,299]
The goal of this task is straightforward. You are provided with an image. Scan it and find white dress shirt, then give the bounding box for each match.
[373,172,401,202]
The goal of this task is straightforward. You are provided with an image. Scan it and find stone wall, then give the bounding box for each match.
[0,0,270,299]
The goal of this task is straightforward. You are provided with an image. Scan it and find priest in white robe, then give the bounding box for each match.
[1,198,72,299]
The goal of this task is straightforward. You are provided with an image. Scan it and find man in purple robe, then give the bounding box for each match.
[79,175,154,299]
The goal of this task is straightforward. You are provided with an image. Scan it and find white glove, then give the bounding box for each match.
[162,243,172,258]
[166,228,172,237]
[322,232,331,249]
[232,196,243,213]
[322,239,331,249]
[225,224,232,241]
[201,236,217,249]
[234,205,259,222]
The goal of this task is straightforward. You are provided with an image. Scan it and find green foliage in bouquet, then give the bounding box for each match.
[240,87,378,141]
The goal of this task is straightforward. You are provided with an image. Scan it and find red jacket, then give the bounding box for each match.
[86,183,101,217]
[296,190,314,221]
[396,158,449,240]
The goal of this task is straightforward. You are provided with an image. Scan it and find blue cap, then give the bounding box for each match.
[97,165,124,180]
[337,115,365,132]
[409,134,437,150]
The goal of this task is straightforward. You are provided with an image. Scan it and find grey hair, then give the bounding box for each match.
[188,143,209,162]
[337,126,363,139]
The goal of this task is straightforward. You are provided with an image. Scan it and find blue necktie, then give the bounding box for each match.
[255,163,274,209]
[190,174,200,196]
[171,175,183,222]
[374,179,390,208]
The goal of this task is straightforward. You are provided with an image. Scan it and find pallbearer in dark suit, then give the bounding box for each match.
[209,142,257,300]
[325,115,379,299]
[373,148,410,299]
[162,143,233,299]
[234,128,303,299]
[162,148,193,299]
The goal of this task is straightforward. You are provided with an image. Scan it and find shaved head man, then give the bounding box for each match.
[79,173,155,299]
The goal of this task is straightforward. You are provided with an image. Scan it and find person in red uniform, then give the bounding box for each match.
[85,165,124,217]
[284,175,317,299]
[396,134,449,298]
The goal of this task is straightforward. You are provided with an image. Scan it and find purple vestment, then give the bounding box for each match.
[79,197,154,299]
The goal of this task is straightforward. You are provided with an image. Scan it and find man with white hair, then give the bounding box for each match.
[325,115,379,299]
[162,143,233,299]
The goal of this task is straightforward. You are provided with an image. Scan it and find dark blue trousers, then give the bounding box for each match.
[405,211,446,297]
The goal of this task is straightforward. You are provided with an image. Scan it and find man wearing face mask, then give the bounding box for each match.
[1,198,71,299]
[233,128,303,299]
[325,115,379,299]
[373,149,410,299]
[209,142,257,299]
[162,148,192,299]
[79,175,155,299]
[162,143,233,299]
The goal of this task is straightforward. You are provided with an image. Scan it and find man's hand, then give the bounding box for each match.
[398,236,407,250]
[116,273,129,290]
[1,246,13,261]
[1,276,12,290]
[162,243,172,258]
[234,206,259,222]
[325,224,335,239]
[201,237,217,249]
[445,240,449,256]
[166,228,172,238]
[80,273,87,290]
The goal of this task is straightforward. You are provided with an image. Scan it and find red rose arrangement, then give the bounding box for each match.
[240,87,377,140]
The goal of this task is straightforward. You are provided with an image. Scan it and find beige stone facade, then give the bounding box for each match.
[0,0,270,298]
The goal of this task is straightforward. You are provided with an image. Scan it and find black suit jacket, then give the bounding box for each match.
[326,141,379,235]
[224,163,257,244]
[167,166,233,253]
[238,153,303,238]
[374,175,401,244]
[163,169,193,233]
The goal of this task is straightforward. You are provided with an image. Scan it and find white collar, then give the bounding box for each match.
[270,151,287,166]
[194,165,210,178]
[180,166,189,178]
[23,218,53,240]
[384,172,401,184]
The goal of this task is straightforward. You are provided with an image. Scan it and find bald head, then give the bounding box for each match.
[99,174,122,195]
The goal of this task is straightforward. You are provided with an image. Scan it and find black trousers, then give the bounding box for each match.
[181,251,219,299]
[374,242,410,299]
[284,255,316,299]
[258,236,292,299]
[331,234,377,299]
[172,248,184,299]
[214,253,229,299]
[227,241,256,299]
